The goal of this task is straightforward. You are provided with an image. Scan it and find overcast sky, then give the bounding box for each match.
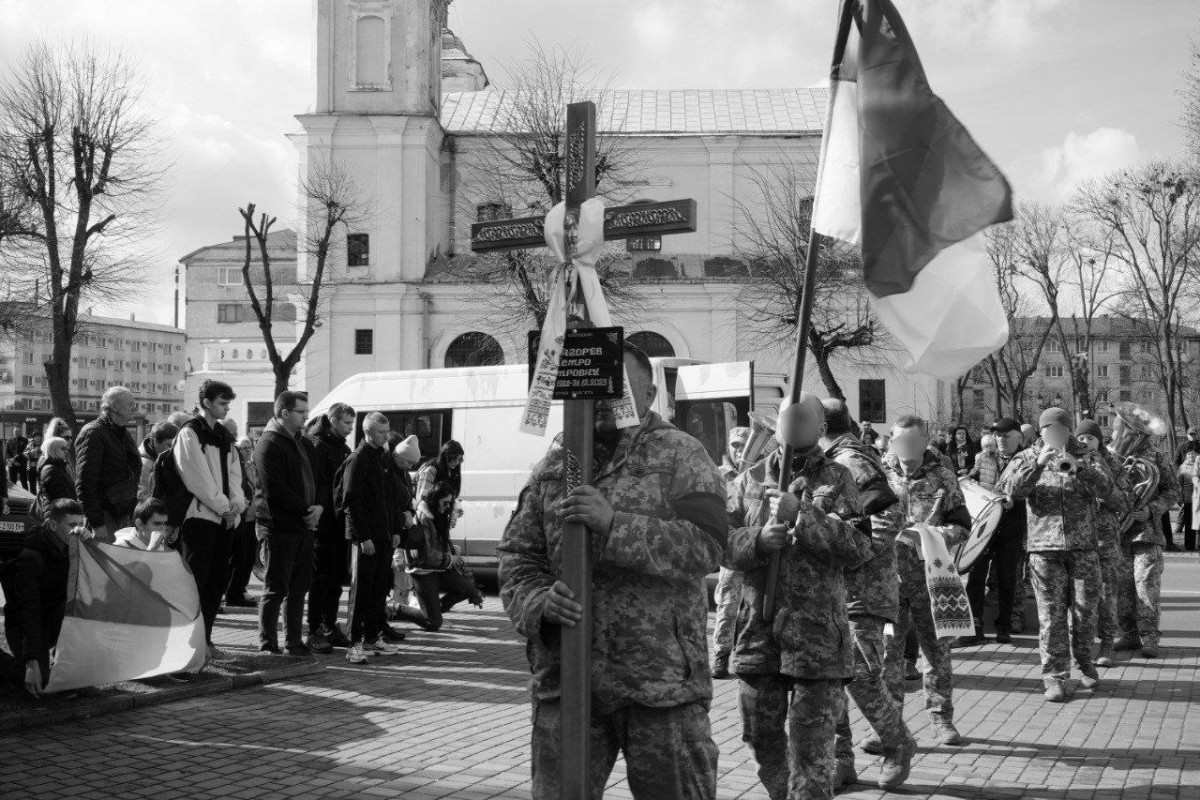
[1,0,1196,325]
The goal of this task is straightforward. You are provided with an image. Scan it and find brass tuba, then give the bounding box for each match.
[739,411,778,473]
[1110,402,1166,532]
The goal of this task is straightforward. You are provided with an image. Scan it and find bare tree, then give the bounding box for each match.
[239,160,371,397]
[1074,162,1200,450]
[1009,202,1120,420]
[731,159,889,400]
[0,41,163,427]
[982,220,1056,421]
[1181,37,1200,161]
[446,40,646,345]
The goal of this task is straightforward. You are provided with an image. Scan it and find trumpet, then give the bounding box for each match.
[1054,450,1078,474]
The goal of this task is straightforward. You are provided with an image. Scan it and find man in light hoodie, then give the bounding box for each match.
[175,379,246,663]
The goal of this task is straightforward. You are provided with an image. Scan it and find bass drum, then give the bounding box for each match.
[954,478,1006,574]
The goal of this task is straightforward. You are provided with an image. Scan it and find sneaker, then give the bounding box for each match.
[325,625,352,649]
[1095,644,1115,668]
[380,624,406,644]
[1043,678,1068,703]
[879,736,916,790]
[834,761,857,790]
[994,629,1012,645]
[345,643,369,664]
[1113,636,1141,651]
[208,645,235,663]
[861,736,883,755]
[711,654,730,680]
[285,643,312,657]
[904,659,921,681]
[365,637,401,656]
[933,720,963,746]
[1140,644,1160,659]
[1079,668,1100,690]
[259,642,282,655]
[306,629,333,655]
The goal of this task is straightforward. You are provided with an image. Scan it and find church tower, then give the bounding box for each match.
[293,0,451,397]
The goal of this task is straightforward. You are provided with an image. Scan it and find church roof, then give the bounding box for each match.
[440,88,827,136]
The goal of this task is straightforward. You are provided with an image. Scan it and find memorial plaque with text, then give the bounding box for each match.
[528,327,624,400]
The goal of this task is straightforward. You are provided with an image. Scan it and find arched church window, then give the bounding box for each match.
[232,349,239,359]
[445,332,504,368]
[354,15,388,88]
[628,331,675,358]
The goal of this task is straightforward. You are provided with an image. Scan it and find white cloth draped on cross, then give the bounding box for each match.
[520,198,640,436]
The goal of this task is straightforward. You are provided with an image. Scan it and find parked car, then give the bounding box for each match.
[0,484,36,560]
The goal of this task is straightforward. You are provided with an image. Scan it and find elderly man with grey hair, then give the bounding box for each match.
[74,386,142,542]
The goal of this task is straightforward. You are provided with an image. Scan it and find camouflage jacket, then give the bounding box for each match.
[881,451,972,581]
[997,438,1114,552]
[1094,450,1130,556]
[726,446,874,680]
[1122,442,1181,547]
[824,434,901,622]
[498,411,726,712]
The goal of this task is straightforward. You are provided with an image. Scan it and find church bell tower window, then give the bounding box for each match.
[350,4,392,91]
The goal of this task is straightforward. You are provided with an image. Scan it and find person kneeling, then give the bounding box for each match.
[113,498,173,552]
[391,482,483,632]
[0,499,90,696]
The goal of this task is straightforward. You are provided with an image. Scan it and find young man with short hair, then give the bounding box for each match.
[0,499,89,696]
[114,498,172,551]
[340,411,398,664]
[305,403,356,652]
[254,391,321,656]
[175,379,246,663]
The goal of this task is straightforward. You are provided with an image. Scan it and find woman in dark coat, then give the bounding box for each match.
[36,436,77,518]
[947,425,978,476]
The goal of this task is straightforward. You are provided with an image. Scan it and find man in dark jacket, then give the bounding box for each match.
[253,391,320,656]
[305,403,355,653]
[6,433,28,490]
[965,417,1028,644]
[340,411,397,663]
[74,386,142,542]
[0,499,87,695]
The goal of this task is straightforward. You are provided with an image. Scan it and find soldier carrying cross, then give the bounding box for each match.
[487,102,728,800]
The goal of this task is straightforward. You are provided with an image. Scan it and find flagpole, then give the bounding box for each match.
[762,230,822,624]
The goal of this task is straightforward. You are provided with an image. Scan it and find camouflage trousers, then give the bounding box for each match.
[1116,541,1164,648]
[884,570,954,723]
[1096,549,1123,648]
[835,614,911,771]
[712,567,743,659]
[738,675,845,800]
[1028,550,1100,679]
[530,699,719,800]
[1013,554,1033,626]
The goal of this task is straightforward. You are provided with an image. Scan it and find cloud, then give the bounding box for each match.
[1034,127,1143,200]
[900,0,1072,54]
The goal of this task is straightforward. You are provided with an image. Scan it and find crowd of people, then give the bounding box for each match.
[0,380,484,697]
[498,341,1187,800]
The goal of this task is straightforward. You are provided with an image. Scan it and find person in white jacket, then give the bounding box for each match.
[175,379,245,663]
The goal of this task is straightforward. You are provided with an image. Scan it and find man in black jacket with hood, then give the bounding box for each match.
[305,403,355,653]
[0,499,88,695]
[253,391,321,656]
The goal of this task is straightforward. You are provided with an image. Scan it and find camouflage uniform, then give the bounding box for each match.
[1115,445,1180,650]
[726,446,874,800]
[711,567,742,662]
[824,435,911,774]
[1095,451,1130,650]
[499,411,727,800]
[880,451,971,724]
[998,440,1113,680]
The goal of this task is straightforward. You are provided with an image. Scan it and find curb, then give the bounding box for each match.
[0,659,324,734]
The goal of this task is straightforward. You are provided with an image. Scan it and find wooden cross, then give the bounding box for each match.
[470,101,697,800]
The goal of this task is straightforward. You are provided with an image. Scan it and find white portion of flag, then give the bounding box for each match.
[871,234,1010,380]
[810,80,862,245]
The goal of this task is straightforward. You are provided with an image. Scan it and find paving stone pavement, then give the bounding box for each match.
[2,554,1200,799]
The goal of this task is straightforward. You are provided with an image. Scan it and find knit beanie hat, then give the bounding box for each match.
[1038,407,1072,430]
[1074,420,1103,440]
[393,435,421,465]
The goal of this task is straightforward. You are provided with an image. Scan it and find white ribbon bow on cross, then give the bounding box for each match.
[520,198,641,436]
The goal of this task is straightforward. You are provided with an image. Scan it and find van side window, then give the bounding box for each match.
[675,400,743,465]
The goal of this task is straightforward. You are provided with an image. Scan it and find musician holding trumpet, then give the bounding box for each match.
[997,408,1114,703]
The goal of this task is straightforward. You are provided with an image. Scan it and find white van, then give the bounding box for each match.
[308,358,755,577]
